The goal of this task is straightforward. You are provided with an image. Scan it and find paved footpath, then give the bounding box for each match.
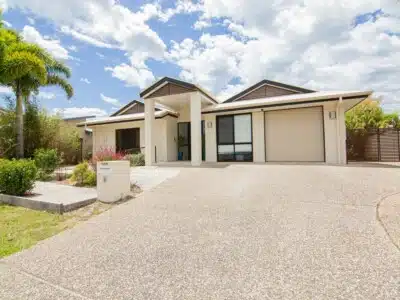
[1,164,400,300]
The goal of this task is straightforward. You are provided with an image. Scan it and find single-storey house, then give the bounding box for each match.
[78,77,372,166]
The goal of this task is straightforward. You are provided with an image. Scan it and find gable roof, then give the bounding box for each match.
[77,110,178,127]
[110,100,142,117]
[139,77,218,104]
[224,80,315,103]
[110,100,164,117]
[203,90,372,114]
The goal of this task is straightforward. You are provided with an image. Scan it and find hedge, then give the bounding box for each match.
[0,159,37,196]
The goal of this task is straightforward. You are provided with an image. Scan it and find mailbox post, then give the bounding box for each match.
[97,161,130,203]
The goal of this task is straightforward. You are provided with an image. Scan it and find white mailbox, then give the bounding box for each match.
[97,161,130,203]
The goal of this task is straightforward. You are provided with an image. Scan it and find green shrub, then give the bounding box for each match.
[34,148,59,180]
[70,162,96,187]
[83,171,96,187]
[127,153,145,167]
[0,159,37,196]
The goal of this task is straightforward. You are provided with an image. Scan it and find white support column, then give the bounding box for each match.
[252,111,266,163]
[190,92,202,166]
[145,98,155,166]
[204,114,217,162]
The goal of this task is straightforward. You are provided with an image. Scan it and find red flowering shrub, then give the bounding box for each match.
[91,147,126,169]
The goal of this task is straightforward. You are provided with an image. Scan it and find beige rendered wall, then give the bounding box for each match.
[206,100,347,165]
[165,116,178,161]
[323,101,347,164]
[92,119,171,162]
[252,111,265,163]
[91,100,347,165]
[178,105,191,122]
[204,114,217,162]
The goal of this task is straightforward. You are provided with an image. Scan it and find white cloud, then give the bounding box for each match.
[105,53,155,89]
[80,78,91,84]
[68,45,78,52]
[164,0,400,108]
[0,0,7,10]
[27,17,35,25]
[3,0,167,88]
[193,19,211,30]
[21,26,70,60]
[36,91,56,99]
[2,20,11,27]
[100,93,121,107]
[167,35,246,92]
[217,83,247,102]
[53,107,108,118]
[0,86,13,94]
[3,0,400,108]
[60,26,117,49]
[96,52,105,59]
[5,1,166,56]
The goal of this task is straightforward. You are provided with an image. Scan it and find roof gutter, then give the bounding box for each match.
[202,94,370,115]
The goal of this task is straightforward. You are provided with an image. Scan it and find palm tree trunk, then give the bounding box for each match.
[15,82,24,158]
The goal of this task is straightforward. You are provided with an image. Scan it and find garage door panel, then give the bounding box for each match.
[265,107,325,162]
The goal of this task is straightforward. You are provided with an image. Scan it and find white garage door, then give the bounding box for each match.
[265,106,325,162]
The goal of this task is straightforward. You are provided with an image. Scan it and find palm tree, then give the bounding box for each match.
[0,22,73,157]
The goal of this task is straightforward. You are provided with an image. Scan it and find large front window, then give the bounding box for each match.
[217,114,253,162]
[116,128,140,153]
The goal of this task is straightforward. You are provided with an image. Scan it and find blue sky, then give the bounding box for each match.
[1,1,399,117]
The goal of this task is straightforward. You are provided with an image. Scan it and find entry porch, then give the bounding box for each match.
[141,78,218,166]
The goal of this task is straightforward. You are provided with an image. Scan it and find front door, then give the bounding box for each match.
[178,122,191,160]
[177,122,205,161]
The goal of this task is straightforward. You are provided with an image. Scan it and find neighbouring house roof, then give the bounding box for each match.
[202,90,372,114]
[77,111,178,127]
[139,77,218,104]
[110,100,165,117]
[224,80,315,103]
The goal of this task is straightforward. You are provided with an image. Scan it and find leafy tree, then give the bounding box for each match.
[0,97,16,157]
[345,98,399,129]
[0,13,73,157]
[0,98,80,164]
[23,99,41,157]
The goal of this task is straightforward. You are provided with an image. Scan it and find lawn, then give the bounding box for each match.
[0,203,111,258]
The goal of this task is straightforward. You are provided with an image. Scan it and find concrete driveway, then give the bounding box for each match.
[1,164,400,300]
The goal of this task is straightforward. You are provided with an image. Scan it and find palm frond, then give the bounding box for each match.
[6,42,52,63]
[0,29,21,45]
[46,74,74,99]
[47,60,71,78]
[1,51,47,85]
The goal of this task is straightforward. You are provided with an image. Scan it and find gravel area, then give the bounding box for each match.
[1,164,400,300]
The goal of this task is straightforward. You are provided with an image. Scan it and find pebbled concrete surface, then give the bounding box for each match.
[0,181,97,213]
[378,193,400,250]
[130,166,180,191]
[1,164,400,300]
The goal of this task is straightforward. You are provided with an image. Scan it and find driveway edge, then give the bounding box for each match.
[376,192,400,252]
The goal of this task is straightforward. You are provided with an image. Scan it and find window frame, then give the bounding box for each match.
[115,127,140,153]
[216,113,253,162]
